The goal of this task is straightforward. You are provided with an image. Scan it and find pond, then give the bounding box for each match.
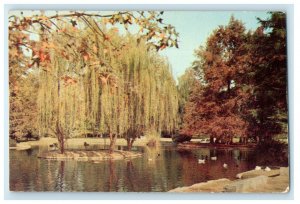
[9,142,288,192]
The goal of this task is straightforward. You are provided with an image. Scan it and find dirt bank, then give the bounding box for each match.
[12,137,148,149]
[169,167,289,193]
[177,142,257,150]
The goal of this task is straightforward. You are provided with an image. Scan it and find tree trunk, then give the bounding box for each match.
[256,136,260,143]
[227,80,231,93]
[56,123,65,154]
[58,138,65,154]
[126,138,135,151]
[56,77,65,154]
[210,136,214,144]
[109,133,116,153]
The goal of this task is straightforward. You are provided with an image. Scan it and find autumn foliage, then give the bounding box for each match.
[180,13,287,144]
[9,11,179,153]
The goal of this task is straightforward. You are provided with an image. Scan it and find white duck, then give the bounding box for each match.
[255,166,262,170]
[223,163,228,168]
[211,156,217,161]
[198,159,205,164]
[265,166,271,171]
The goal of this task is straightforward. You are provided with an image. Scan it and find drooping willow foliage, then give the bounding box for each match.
[37,24,179,151]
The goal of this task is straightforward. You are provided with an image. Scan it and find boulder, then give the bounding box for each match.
[169,178,231,193]
[280,167,289,176]
[236,169,280,179]
[224,175,268,192]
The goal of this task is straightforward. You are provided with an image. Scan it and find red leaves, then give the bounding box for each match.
[61,50,69,60]
[81,51,90,61]
[39,50,50,63]
[103,35,110,42]
[61,75,77,86]
[181,18,251,141]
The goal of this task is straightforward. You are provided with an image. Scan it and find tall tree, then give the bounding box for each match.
[181,16,251,144]
[247,12,287,142]
[9,11,180,153]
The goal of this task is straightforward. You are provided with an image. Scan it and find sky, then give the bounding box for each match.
[158,11,270,80]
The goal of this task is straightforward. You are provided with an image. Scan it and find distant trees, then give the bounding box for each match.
[177,68,197,125]
[9,11,179,153]
[180,12,287,144]
[9,28,39,141]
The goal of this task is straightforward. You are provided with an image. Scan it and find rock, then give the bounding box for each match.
[280,167,289,176]
[236,168,280,179]
[282,186,289,193]
[169,178,231,193]
[224,175,268,192]
[224,185,236,192]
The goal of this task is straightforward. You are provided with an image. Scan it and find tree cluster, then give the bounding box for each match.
[180,12,287,144]
[9,11,179,153]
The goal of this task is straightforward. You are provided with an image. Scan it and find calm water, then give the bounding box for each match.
[9,142,287,192]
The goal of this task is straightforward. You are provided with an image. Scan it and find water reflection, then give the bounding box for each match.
[9,144,288,192]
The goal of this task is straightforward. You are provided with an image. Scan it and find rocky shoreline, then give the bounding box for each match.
[169,167,289,193]
[37,150,142,162]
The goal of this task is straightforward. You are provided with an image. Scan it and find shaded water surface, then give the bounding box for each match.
[9,143,287,192]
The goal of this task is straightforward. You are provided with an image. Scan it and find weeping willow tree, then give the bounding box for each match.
[119,37,179,149]
[36,20,179,153]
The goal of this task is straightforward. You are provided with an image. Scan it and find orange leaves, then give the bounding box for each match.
[103,35,111,42]
[80,51,90,61]
[39,50,50,63]
[112,27,119,33]
[83,54,90,61]
[57,28,67,33]
[28,47,51,68]
[159,44,167,50]
[61,75,77,86]
[92,45,98,53]
[61,50,70,60]
[159,32,166,38]
[38,15,49,22]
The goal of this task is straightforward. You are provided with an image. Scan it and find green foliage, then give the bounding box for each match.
[177,68,197,122]
[9,11,180,152]
[247,12,287,140]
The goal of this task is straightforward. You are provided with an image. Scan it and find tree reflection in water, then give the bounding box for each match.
[55,161,65,192]
[9,145,288,192]
[108,160,116,191]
